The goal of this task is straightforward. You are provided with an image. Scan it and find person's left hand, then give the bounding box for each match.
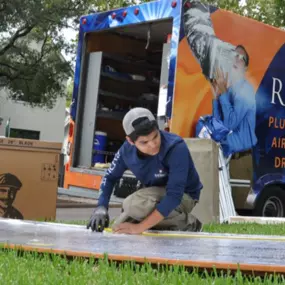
[113,222,144,235]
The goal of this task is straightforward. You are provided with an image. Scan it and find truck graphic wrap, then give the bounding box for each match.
[172,0,285,210]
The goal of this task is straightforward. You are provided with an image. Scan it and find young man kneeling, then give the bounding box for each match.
[87,107,203,234]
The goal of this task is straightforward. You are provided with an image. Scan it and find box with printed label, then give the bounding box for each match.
[0,137,62,221]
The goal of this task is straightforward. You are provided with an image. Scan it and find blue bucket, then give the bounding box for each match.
[93,131,107,164]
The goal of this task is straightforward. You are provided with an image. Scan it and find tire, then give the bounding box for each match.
[253,186,285,217]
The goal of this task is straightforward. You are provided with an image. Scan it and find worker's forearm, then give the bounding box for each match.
[139,209,164,231]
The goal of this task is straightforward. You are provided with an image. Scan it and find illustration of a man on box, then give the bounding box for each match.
[0,173,24,219]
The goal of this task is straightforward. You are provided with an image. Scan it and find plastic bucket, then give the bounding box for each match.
[93,131,107,164]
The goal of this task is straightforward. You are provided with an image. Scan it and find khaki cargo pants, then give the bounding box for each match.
[112,186,200,231]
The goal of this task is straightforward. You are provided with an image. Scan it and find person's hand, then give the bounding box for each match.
[112,222,144,235]
[211,80,219,98]
[87,206,109,232]
[214,67,228,95]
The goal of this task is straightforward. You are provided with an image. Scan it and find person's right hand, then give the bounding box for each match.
[87,206,109,232]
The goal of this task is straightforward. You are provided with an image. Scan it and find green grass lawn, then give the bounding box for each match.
[1,220,285,284]
[1,249,284,285]
[203,222,285,235]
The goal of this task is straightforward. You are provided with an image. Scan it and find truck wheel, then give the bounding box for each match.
[253,186,285,217]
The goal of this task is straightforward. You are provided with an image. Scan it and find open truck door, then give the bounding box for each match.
[64,0,178,196]
[64,0,285,219]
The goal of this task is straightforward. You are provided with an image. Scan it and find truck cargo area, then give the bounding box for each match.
[72,19,173,172]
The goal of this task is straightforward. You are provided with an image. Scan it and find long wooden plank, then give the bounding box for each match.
[1,219,285,275]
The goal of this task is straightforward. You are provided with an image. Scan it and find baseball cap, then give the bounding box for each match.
[122,107,156,136]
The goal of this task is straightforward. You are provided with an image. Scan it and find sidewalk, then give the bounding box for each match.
[56,187,123,222]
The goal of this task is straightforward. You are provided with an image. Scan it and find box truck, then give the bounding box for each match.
[64,0,285,219]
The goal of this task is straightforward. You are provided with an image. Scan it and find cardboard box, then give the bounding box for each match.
[0,137,62,221]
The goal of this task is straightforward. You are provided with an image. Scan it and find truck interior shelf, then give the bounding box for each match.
[101,71,160,88]
[96,110,126,121]
[103,52,161,71]
[98,89,158,105]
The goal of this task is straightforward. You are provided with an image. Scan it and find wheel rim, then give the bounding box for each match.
[262,196,284,217]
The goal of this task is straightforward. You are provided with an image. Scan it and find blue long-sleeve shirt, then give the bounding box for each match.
[212,79,257,155]
[98,131,203,217]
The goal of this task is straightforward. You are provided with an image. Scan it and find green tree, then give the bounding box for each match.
[66,78,74,107]
[0,0,139,109]
[94,0,141,11]
[204,0,284,28]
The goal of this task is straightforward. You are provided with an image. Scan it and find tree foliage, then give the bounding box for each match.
[0,0,138,108]
[204,0,285,28]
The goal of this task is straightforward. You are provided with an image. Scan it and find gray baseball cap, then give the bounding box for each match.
[122,107,156,136]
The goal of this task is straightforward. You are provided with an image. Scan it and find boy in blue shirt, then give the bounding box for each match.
[87,108,203,234]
